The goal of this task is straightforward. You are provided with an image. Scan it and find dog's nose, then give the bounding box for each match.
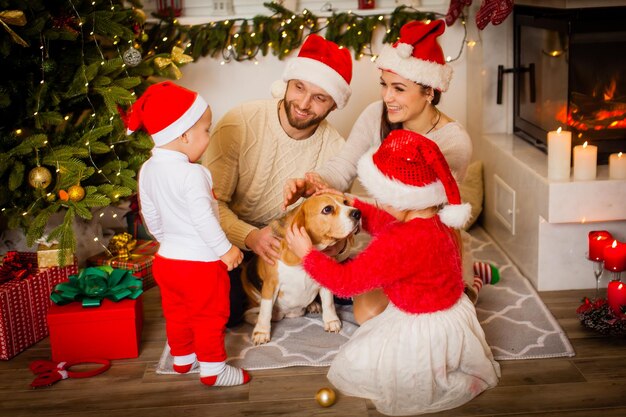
[350,209,361,220]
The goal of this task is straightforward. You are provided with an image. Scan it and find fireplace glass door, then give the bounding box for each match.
[512,6,626,164]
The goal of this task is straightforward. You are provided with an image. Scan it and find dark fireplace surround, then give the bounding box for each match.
[505,5,626,164]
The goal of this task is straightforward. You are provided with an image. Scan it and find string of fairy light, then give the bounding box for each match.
[144,5,472,68]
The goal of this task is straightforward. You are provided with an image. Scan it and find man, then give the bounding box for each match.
[203,34,353,326]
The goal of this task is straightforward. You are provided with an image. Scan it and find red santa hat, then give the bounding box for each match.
[376,19,453,92]
[357,129,471,229]
[281,34,352,109]
[119,81,207,147]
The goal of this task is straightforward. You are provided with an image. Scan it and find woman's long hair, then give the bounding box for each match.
[379,85,442,142]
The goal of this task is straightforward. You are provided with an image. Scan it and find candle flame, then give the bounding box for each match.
[620,283,624,290]
[612,240,617,248]
[619,152,623,158]
[583,141,588,148]
[557,127,562,134]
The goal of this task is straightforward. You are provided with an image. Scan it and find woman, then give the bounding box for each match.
[283,19,497,322]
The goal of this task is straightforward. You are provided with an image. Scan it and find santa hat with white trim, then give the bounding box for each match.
[357,129,471,229]
[376,19,453,92]
[281,34,352,109]
[119,81,207,147]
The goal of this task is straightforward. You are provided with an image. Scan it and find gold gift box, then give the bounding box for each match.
[37,244,74,268]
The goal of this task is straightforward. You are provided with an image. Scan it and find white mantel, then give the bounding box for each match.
[466,5,626,291]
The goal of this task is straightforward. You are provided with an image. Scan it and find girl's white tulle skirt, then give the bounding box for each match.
[328,295,501,416]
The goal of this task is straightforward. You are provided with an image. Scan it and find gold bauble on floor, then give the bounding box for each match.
[315,387,336,407]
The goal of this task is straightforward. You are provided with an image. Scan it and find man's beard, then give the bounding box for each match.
[284,99,332,130]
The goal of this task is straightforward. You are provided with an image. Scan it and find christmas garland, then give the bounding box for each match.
[145,2,451,63]
[577,297,626,337]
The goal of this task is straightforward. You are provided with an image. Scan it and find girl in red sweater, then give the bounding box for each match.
[286,129,500,416]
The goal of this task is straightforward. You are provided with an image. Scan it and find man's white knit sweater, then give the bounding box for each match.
[202,99,345,249]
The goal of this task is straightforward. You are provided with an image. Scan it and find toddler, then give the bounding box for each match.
[121,81,249,386]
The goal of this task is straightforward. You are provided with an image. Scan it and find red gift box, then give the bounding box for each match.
[47,297,143,361]
[87,240,158,290]
[0,253,77,360]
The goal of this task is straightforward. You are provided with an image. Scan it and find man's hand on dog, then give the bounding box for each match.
[245,226,281,265]
[282,172,330,211]
[286,224,313,259]
[220,245,244,271]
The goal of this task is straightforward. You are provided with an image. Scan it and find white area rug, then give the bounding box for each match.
[156,227,574,373]
[470,227,575,360]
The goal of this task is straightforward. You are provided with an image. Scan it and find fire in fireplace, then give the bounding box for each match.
[506,5,626,164]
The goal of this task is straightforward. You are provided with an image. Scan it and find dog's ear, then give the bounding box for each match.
[270,206,304,239]
[291,206,306,230]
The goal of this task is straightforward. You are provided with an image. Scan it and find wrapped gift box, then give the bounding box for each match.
[0,253,77,360]
[37,244,75,268]
[87,240,158,290]
[47,297,143,361]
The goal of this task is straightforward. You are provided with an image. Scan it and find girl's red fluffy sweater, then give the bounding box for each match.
[302,199,465,314]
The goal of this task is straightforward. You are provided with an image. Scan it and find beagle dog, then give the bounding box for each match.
[241,193,362,345]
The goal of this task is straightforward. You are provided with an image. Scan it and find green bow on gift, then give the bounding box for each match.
[50,266,143,307]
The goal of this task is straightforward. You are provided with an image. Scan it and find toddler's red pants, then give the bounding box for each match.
[153,254,229,362]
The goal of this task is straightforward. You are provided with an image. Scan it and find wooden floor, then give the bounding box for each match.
[1,286,626,417]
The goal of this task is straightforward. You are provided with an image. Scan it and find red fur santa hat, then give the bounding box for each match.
[281,34,352,109]
[376,19,453,92]
[357,129,471,229]
[119,81,207,146]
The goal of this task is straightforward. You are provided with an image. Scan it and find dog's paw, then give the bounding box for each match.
[306,301,322,314]
[252,330,271,345]
[324,319,342,333]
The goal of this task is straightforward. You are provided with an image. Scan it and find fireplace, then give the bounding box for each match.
[505,5,626,164]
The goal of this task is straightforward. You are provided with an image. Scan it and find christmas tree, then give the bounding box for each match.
[0,0,187,260]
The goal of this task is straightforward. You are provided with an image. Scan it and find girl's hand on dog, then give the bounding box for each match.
[286,224,313,259]
[220,245,244,271]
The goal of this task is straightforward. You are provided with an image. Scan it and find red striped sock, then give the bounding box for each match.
[473,261,500,285]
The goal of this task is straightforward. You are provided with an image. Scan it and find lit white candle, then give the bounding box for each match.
[547,127,571,180]
[609,152,626,180]
[573,141,597,181]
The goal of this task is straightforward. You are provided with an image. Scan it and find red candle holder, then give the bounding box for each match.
[585,254,604,300]
[604,240,626,280]
[607,279,626,317]
[588,230,612,261]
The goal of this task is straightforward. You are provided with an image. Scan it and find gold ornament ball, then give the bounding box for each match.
[28,166,52,189]
[68,185,85,202]
[315,387,336,407]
